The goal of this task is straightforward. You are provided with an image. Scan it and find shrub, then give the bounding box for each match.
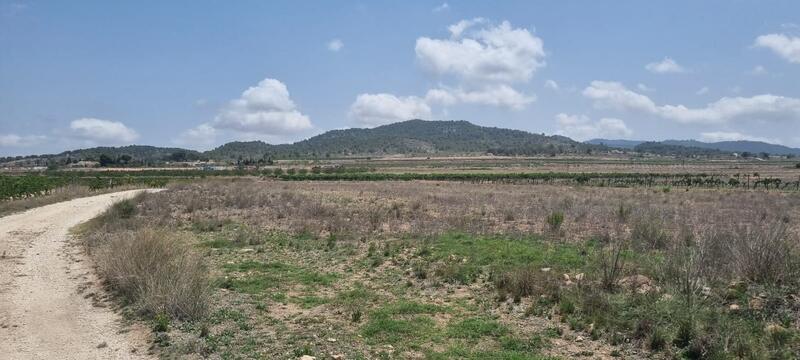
[546,211,565,232]
[727,221,797,285]
[96,228,209,320]
[110,199,137,219]
[630,214,670,250]
[494,266,559,301]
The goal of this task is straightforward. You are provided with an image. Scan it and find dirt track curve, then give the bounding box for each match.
[0,190,154,359]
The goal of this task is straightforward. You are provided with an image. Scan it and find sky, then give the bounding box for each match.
[1,0,800,156]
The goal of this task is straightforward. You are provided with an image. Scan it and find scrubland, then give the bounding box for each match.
[77,179,800,359]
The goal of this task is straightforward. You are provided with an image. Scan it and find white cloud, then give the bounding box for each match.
[750,65,768,75]
[637,83,655,92]
[582,81,657,113]
[699,131,780,144]
[696,87,709,95]
[754,33,800,64]
[214,78,313,135]
[544,80,559,91]
[327,39,344,52]
[584,81,800,125]
[645,57,686,73]
[555,113,632,141]
[69,118,139,144]
[174,123,217,148]
[425,85,535,110]
[0,134,46,147]
[446,18,485,38]
[432,2,449,12]
[416,20,545,83]
[348,93,431,127]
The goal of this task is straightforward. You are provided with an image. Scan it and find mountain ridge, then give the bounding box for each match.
[587,138,800,156]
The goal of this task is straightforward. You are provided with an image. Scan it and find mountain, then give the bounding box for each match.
[633,142,729,157]
[206,120,599,160]
[589,138,800,156]
[661,140,800,156]
[585,139,643,149]
[1,145,204,167]
[2,120,603,166]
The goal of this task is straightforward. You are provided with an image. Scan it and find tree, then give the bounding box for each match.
[98,154,115,167]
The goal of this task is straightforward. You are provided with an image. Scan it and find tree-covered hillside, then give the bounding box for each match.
[206,120,599,160]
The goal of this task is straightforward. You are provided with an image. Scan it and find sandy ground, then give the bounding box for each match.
[0,190,154,359]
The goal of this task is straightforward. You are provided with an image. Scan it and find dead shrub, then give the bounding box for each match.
[96,228,209,320]
[495,266,560,301]
[595,234,628,291]
[725,221,798,285]
[630,213,670,250]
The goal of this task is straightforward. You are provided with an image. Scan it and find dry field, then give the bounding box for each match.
[77,179,800,359]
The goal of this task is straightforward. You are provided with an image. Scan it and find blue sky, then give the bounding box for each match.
[1,0,800,156]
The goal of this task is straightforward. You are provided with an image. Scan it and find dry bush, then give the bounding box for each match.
[595,234,628,291]
[630,213,670,251]
[95,228,209,320]
[724,221,798,285]
[495,266,560,301]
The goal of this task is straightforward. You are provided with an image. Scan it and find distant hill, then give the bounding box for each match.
[633,142,729,157]
[585,139,643,149]
[661,140,800,156]
[589,138,800,156]
[206,120,599,160]
[2,120,604,166]
[1,145,204,167]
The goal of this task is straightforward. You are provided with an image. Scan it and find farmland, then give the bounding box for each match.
[39,155,798,359]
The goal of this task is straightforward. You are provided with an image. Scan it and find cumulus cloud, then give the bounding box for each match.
[645,57,686,73]
[416,20,545,83]
[348,19,543,127]
[700,131,780,144]
[555,113,632,141]
[754,33,800,64]
[637,83,655,92]
[544,80,559,91]
[327,39,344,52]
[432,2,449,12]
[348,93,431,127]
[69,118,139,144]
[425,85,535,110]
[583,81,800,125]
[214,78,313,135]
[174,123,217,148]
[750,65,768,75]
[0,134,47,147]
[582,81,657,113]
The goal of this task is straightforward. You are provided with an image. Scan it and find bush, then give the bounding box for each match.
[631,214,670,250]
[494,266,559,301]
[726,221,797,285]
[546,211,565,232]
[110,199,137,219]
[96,228,209,320]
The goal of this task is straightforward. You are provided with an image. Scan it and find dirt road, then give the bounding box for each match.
[0,190,154,359]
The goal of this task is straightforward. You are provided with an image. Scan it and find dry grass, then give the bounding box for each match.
[0,184,142,217]
[79,197,209,321]
[94,228,209,319]
[77,179,800,358]
[156,179,800,242]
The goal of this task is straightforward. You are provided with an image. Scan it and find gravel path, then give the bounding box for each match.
[0,190,154,359]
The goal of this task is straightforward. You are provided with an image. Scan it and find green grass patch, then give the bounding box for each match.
[446,317,508,339]
[426,233,587,283]
[360,300,448,346]
[221,260,338,294]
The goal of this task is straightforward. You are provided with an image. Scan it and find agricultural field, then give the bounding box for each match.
[71,168,800,359]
